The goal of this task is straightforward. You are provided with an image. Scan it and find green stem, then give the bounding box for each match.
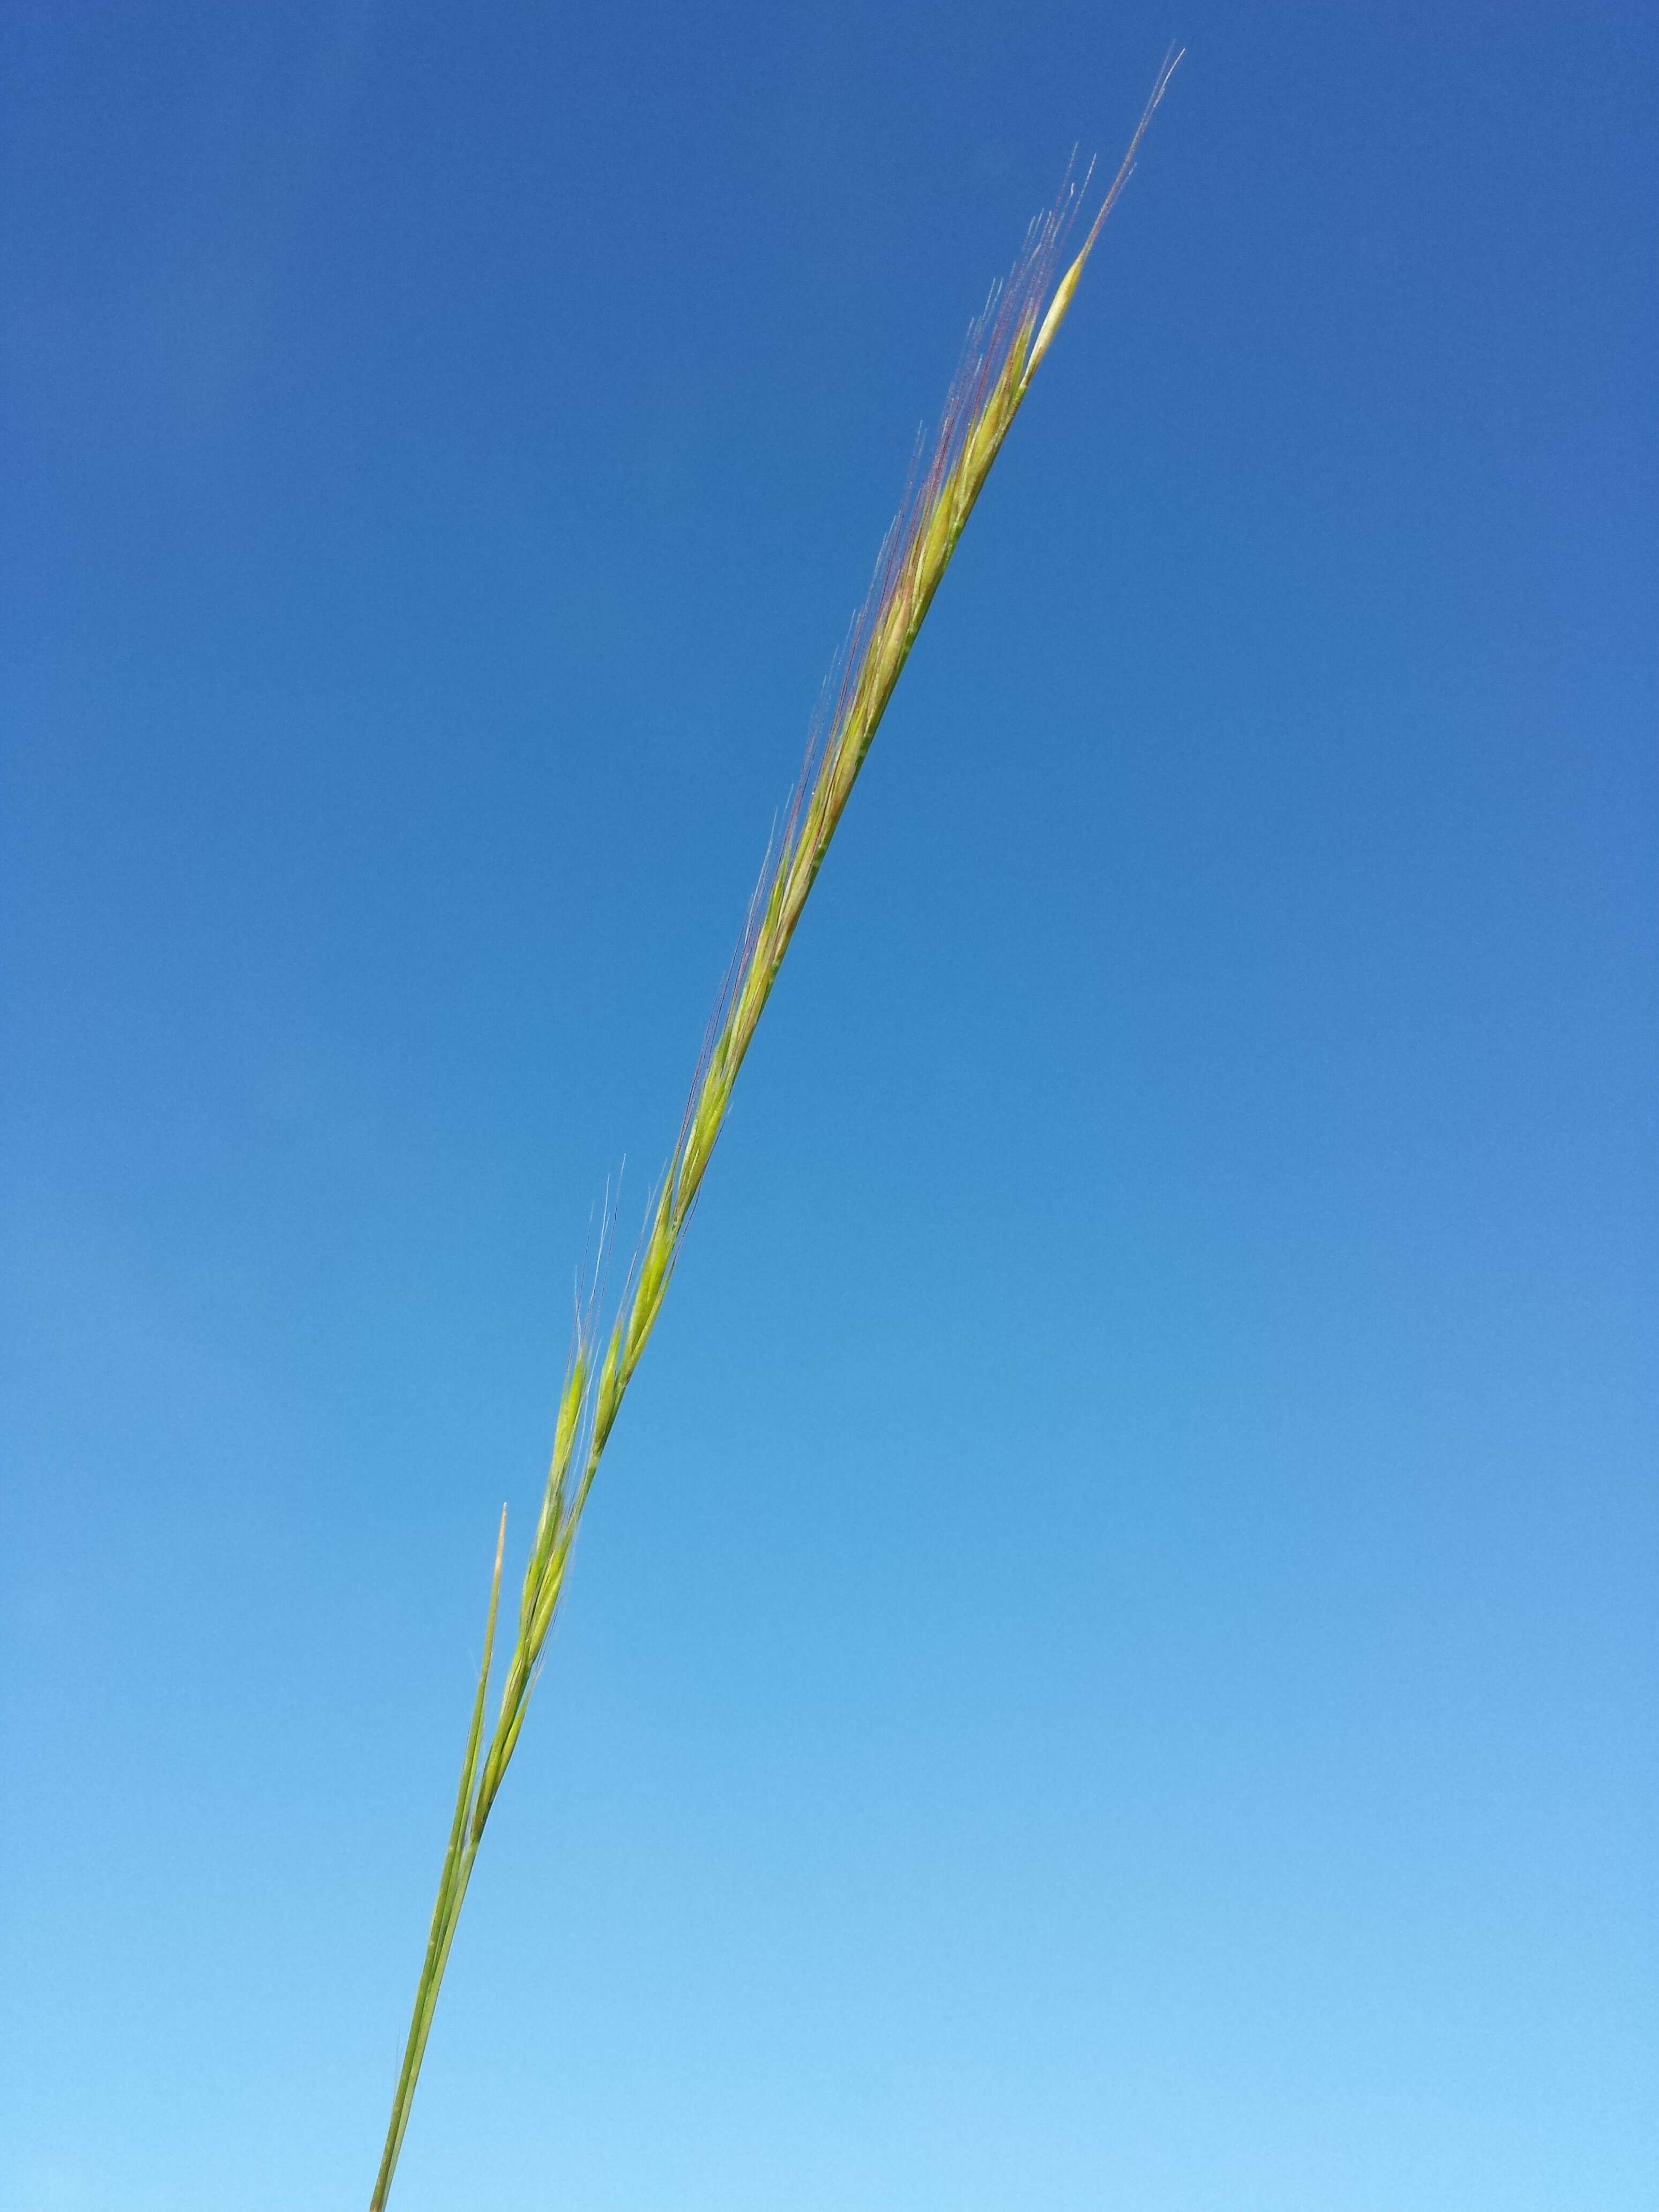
[367,56,1179,2202]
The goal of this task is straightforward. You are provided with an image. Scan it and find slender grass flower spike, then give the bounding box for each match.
[369,53,1181,2208]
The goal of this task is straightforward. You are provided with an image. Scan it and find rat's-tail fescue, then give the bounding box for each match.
[370,52,1179,2207]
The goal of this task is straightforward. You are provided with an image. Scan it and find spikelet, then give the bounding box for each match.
[370,52,1179,2208]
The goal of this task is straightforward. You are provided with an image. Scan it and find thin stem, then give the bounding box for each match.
[369,53,1179,2204]
[369,1510,506,2212]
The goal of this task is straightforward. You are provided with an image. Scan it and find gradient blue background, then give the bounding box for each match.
[2,5,1654,2208]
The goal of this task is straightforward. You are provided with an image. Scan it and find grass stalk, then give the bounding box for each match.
[370,53,1179,2206]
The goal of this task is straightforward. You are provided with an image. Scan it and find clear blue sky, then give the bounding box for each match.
[2,5,1654,2208]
